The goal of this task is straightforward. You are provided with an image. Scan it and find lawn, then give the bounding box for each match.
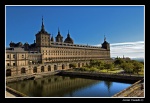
[99,69,124,74]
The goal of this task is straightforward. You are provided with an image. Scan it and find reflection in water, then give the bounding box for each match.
[104,81,113,93]
[7,75,132,97]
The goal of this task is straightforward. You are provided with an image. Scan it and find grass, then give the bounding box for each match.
[133,71,144,76]
[99,69,124,74]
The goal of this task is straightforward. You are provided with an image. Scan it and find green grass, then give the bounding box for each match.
[133,71,144,76]
[99,69,124,74]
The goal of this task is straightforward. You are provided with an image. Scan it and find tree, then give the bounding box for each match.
[132,61,144,74]
[120,62,134,73]
[104,63,114,72]
[114,58,125,66]
[69,63,76,68]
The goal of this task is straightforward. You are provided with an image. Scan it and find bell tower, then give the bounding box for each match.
[102,35,110,50]
[35,17,51,47]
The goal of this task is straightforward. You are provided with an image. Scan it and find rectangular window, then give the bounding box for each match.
[22,55,24,58]
[7,55,9,58]
[13,55,15,58]
[7,63,9,66]
[13,63,15,66]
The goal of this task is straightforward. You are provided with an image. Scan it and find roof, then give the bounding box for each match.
[6,47,28,53]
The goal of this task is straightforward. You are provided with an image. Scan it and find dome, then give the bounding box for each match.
[64,33,74,44]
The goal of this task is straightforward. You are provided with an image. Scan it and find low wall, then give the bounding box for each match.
[112,78,144,97]
[6,86,27,97]
[58,71,143,82]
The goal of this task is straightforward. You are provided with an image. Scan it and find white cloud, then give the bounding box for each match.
[94,41,144,58]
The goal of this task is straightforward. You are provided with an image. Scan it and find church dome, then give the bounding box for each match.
[64,31,74,44]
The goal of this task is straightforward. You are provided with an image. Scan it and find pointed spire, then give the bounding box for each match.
[58,27,60,33]
[51,34,54,42]
[41,16,45,32]
[104,35,106,42]
[67,30,70,37]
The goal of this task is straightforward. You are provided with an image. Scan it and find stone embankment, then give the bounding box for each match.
[58,71,143,82]
[6,86,27,97]
[6,72,59,83]
[113,78,144,97]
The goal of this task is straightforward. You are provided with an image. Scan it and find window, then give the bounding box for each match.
[13,55,15,58]
[7,63,9,66]
[22,55,24,58]
[13,63,15,66]
[7,55,9,58]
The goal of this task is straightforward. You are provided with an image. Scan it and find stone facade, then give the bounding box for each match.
[6,17,112,77]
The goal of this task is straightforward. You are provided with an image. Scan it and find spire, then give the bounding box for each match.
[58,27,60,34]
[104,35,106,42]
[51,34,54,41]
[41,16,45,32]
[67,30,70,37]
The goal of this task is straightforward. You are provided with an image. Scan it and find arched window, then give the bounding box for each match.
[62,64,65,69]
[21,68,26,74]
[54,65,57,71]
[33,67,37,73]
[41,66,44,72]
[48,65,51,71]
[6,69,11,77]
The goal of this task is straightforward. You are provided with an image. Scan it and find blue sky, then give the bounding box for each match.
[5,5,144,58]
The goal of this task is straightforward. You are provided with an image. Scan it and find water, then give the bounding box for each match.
[7,75,132,97]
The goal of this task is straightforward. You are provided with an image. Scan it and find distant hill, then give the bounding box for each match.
[111,57,144,62]
[131,58,144,62]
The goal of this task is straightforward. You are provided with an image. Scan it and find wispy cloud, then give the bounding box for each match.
[94,41,144,58]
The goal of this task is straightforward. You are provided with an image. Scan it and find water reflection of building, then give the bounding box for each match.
[7,76,100,97]
[6,17,112,77]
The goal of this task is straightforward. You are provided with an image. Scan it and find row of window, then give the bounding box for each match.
[43,50,103,53]
[7,55,25,58]
[43,52,108,56]
[7,63,15,66]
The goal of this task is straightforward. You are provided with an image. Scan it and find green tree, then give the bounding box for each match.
[104,63,114,72]
[120,62,134,73]
[114,58,125,66]
[132,61,144,74]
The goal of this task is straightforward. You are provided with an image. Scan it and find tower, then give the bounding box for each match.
[102,35,110,50]
[51,34,54,42]
[35,17,51,47]
[55,28,63,42]
[64,30,74,44]
[9,41,15,47]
